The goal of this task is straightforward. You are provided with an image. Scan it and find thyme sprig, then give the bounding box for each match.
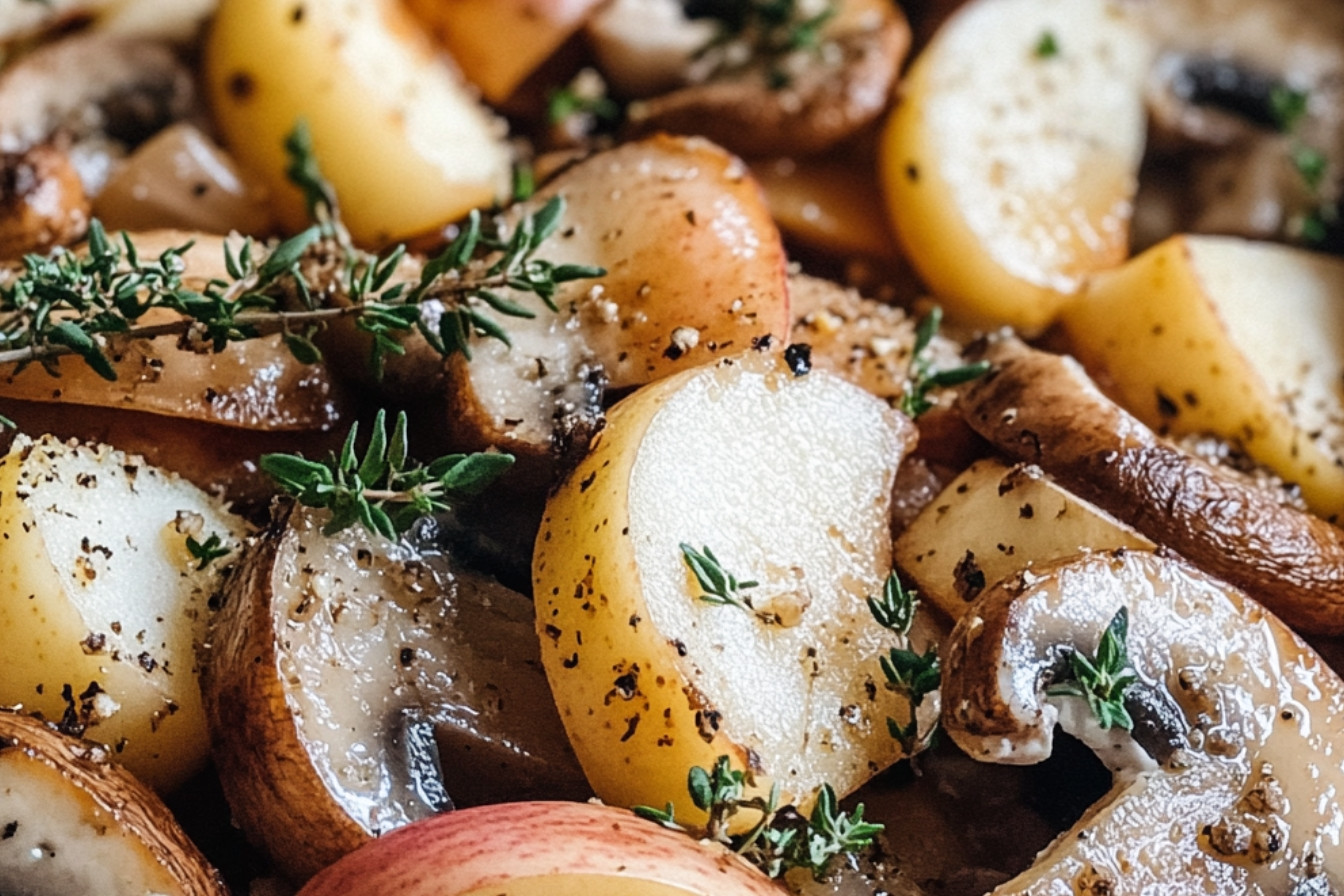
[634,756,883,882]
[687,0,838,86]
[185,533,232,570]
[680,543,760,610]
[0,123,604,380]
[260,409,514,538]
[898,306,991,419]
[868,571,940,754]
[1045,606,1138,731]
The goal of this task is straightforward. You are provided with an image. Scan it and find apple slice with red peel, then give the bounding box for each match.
[296,801,787,896]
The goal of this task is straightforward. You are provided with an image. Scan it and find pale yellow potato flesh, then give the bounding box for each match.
[534,350,925,821]
[1062,235,1344,519]
[0,712,225,896]
[0,435,247,792]
[205,0,511,246]
[880,0,1151,333]
[894,458,1154,622]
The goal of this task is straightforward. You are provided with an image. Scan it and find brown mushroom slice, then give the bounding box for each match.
[203,505,587,883]
[0,231,351,433]
[443,135,790,465]
[956,335,1344,635]
[941,549,1343,892]
[0,710,226,896]
[622,0,910,157]
[0,33,195,196]
[0,142,90,259]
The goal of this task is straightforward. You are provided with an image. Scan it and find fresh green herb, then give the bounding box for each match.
[1270,85,1310,133]
[634,756,883,882]
[680,543,759,610]
[1033,30,1059,59]
[185,532,232,570]
[689,0,838,85]
[1291,143,1328,191]
[0,125,604,380]
[898,307,991,419]
[1046,606,1138,731]
[868,571,940,754]
[261,409,514,539]
[546,69,622,130]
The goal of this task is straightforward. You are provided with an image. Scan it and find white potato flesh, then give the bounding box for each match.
[0,435,247,792]
[535,351,924,819]
[1063,235,1344,517]
[894,459,1154,622]
[0,713,225,896]
[881,0,1152,332]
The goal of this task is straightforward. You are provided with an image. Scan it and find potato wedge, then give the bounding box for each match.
[880,0,1152,332]
[894,458,1154,621]
[0,711,225,896]
[0,435,248,793]
[204,505,586,883]
[1062,234,1344,518]
[205,0,511,245]
[534,349,929,821]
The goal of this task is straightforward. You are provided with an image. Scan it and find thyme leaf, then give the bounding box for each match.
[633,755,882,882]
[680,543,759,610]
[185,532,232,570]
[869,571,940,754]
[1045,606,1139,731]
[898,306,991,418]
[260,409,514,539]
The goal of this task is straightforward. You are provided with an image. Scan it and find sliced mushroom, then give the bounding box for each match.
[0,711,227,896]
[435,135,790,472]
[0,32,196,198]
[203,504,587,883]
[592,0,909,157]
[956,334,1344,635]
[0,141,90,259]
[941,549,1344,892]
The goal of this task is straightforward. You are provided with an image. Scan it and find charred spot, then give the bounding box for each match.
[784,343,812,377]
[579,470,597,493]
[399,648,415,667]
[1019,503,1035,519]
[227,71,256,101]
[609,667,640,702]
[1,821,16,840]
[694,708,722,743]
[620,714,642,742]
[290,3,305,22]
[137,652,157,673]
[543,624,562,642]
[953,550,986,602]
[671,639,688,657]
[905,162,920,182]
[562,653,580,669]
[1155,389,1179,419]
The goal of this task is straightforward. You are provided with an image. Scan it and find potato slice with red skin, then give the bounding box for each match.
[443,135,789,466]
[534,349,925,821]
[0,711,226,896]
[297,801,788,896]
[204,504,586,883]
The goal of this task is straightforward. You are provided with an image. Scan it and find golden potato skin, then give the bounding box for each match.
[205,0,510,245]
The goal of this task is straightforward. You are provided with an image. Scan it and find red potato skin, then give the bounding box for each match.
[296,801,788,896]
[957,335,1344,635]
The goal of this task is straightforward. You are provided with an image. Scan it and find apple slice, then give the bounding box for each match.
[204,505,587,882]
[1062,234,1344,518]
[534,349,929,821]
[0,711,226,896]
[880,0,1153,332]
[297,801,786,896]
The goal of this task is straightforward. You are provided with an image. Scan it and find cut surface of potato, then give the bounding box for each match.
[895,458,1154,621]
[881,0,1152,332]
[1062,234,1344,518]
[535,350,927,820]
[0,711,225,896]
[0,435,247,792]
[205,505,586,882]
[205,0,511,245]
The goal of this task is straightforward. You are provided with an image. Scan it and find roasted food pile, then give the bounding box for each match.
[0,1,1342,894]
